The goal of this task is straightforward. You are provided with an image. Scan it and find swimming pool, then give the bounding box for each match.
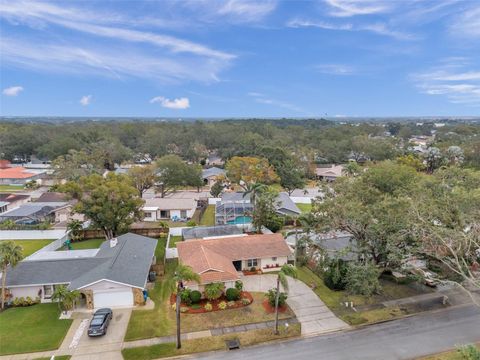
[227,216,252,225]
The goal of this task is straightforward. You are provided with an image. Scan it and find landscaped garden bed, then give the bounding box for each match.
[170,291,253,314]
[262,298,288,314]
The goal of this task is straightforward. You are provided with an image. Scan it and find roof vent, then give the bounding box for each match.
[110,237,118,248]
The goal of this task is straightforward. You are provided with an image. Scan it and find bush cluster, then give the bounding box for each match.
[225,288,240,301]
[12,296,40,307]
[266,289,287,307]
[204,302,213,311]
[189,290,202,304]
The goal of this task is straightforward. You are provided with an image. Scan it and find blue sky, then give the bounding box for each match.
[1,0,479,117]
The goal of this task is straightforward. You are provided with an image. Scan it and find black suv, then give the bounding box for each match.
[87,308,113,337]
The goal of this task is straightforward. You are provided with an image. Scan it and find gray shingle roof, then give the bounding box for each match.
[0,202,67,218]
[201,167,226,179]
[6,233,157,290]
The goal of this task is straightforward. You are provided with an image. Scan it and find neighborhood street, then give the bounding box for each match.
[196,304,480,360]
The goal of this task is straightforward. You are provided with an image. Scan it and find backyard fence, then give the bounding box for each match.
[79,227,168,240]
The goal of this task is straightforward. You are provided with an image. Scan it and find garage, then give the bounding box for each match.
[93,289,134,308]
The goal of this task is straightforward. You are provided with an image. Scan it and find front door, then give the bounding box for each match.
[233,260,242,271]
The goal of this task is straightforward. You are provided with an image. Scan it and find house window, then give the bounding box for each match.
[144,211,152,218]
[160,210,170,219]
[272,257,277,261]
[247,259,258,267]
[180,210,187,218]
[43,285,54,299]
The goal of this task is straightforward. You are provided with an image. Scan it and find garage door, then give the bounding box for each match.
[93,289,134,308]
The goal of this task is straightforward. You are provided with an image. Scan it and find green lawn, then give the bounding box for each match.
[57,238,104,251]
[125,261,294,341]
[295,203,312,213]
[123,324,301,360]
[199,205,215,226]
[168,236,183,248]
[0,303,73,355]
[12,239,53,257]
[296,266,429,326]
[0,185,25,192]
[155,236,167,262]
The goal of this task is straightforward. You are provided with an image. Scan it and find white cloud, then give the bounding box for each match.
[247,92,307,114]
[182,0,276,23]
[411,59,480,106]
[0,1,234,83]
[150,96,190,109]
[80,95,92,106]
[1,36,227,83]
[323,0,392,17]
[286,18,415,40]
[449,6,480,39]
[315,64,355,75]
[2,86,23,96]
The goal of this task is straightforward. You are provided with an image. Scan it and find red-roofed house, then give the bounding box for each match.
[0,167,46,185]
[177,233,292,291]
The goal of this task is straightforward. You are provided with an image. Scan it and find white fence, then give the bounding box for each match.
[0,230,67,240]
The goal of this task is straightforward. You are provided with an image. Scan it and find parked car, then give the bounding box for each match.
[87,308,113,337]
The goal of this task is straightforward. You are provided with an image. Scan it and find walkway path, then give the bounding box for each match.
[241,275,349,335]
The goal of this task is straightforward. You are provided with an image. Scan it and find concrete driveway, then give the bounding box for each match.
[242,275,349,335]
[67,308,132,360]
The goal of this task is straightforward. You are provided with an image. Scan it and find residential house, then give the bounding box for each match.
[177,233,292,291]
[315,164,345,181]
[206,154,224,167]
[142,197,197,221]
[4,233,157,309]
[35,192,84,225]
[0,202,68,225]
[0,166,47,185]
[201,167,226,187]
[215,192,300,225]
[0,193,31,214]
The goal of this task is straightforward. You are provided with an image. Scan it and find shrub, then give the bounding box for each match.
[225,288,240,301]
[249,267,256,272]
[25,296,34,306]
[204,282,223,301]
[180,307,189,313]
[191,304,201,310]
[204,302,213,311]
[345,262,381,296]
[234,280,243,292]
[186,220,197,227]
[171,303,176,311]
[266,289,287,307]
[18,297,26,307]
[227,301,236,308]
[457,344,480,360]
[218,301,227,310]
[180,289,192,305]
[189,290,202,304]
[241,297,251,306]
[323,258,349,291]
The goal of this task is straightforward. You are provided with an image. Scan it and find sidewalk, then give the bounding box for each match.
[122,318,298,349]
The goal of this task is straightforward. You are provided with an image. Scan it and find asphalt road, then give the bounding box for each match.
[196,305,480,360]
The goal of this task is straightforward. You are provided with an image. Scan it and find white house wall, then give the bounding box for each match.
[9,286,42,301]
[260,256,288,272]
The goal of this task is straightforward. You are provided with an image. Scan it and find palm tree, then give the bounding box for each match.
[294,213,316,265]
[0,241,24,309]
[52,285,80,312]
[274,265,297,335]
[67,219,83,242]
[242,182,267,205]
[172,264,200,349]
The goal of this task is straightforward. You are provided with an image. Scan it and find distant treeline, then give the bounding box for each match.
[0,119,478,168]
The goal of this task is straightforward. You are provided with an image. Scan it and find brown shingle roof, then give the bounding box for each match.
[177,233,292,285]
